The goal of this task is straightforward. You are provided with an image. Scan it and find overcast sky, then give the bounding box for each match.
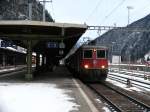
[45,0,150,39]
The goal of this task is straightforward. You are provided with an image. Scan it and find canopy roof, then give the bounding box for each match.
[0,20,87,40]
[0,20,87,60]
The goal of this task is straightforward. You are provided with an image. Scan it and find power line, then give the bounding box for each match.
[100,0,126,24]
[85,0,103,22]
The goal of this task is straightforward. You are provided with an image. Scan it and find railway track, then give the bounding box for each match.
[108,68,150,90]
[110,68,149,79]
[88,83,150,112]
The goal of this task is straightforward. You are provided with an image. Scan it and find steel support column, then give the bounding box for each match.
[25,40,33,80]
[42,55,45,66]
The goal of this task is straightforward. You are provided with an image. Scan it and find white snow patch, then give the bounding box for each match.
[106,78,142,92]
[124,86,142,91]
[0,68,16,73]
[96,99,111,112]
[95,99,102,103]
[0,83,79,112]
[109,69,150,91]
[106,78,126,88]
[102,107,111,112]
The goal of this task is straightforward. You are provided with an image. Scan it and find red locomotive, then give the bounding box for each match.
[66,45,108,82]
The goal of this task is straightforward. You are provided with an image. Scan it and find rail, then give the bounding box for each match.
[87,83,150,112]
[109,64,150,90]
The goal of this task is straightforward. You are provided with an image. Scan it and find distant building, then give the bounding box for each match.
[112,55,121,64]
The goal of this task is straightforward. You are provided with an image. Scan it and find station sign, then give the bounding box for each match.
[0,40,17,49]
[47,42,58,48]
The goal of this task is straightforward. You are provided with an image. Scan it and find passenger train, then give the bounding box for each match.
[66,45,108,82]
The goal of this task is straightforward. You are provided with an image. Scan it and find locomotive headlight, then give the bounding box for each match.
[84,64,89,69]
[101,65,105,69]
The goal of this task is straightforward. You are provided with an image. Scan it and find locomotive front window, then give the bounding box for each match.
[83,50,92,58]
[97,50,106,58]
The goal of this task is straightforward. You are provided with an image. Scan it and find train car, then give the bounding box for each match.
[66,45,108,82]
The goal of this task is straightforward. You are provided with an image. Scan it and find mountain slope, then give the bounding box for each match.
[0,0,53,21]
[94,14,150,62]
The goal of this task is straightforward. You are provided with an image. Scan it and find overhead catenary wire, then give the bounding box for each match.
[85,0,103,22]
[100,0,126,25]
[85,0,126,37]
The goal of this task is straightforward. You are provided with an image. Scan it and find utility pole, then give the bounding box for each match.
[28,3,32,20]
[127,6,133,25]
[39,0,52,21]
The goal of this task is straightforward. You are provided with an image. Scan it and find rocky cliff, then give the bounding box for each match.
[0,0,53,21]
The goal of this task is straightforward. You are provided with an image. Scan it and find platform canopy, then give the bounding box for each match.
[0,20,87,40]
[0,20,87,61]
[0,20,87,80]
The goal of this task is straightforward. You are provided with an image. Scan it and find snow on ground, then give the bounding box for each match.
[109,71,150,85]
[108,68,150,91]
[95,99,102,103]
[102,107,111,112]
[106,78,142,92]
[110,69,150,91]
[110,70,150,91]
[0,68,16,73]
[0,83,79,112]
[95,99,111,112]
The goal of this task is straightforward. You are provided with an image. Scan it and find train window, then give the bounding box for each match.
[97,50,105,58]
[83,50,92,58]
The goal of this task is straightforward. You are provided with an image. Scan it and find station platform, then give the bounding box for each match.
[0,66,107,112]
